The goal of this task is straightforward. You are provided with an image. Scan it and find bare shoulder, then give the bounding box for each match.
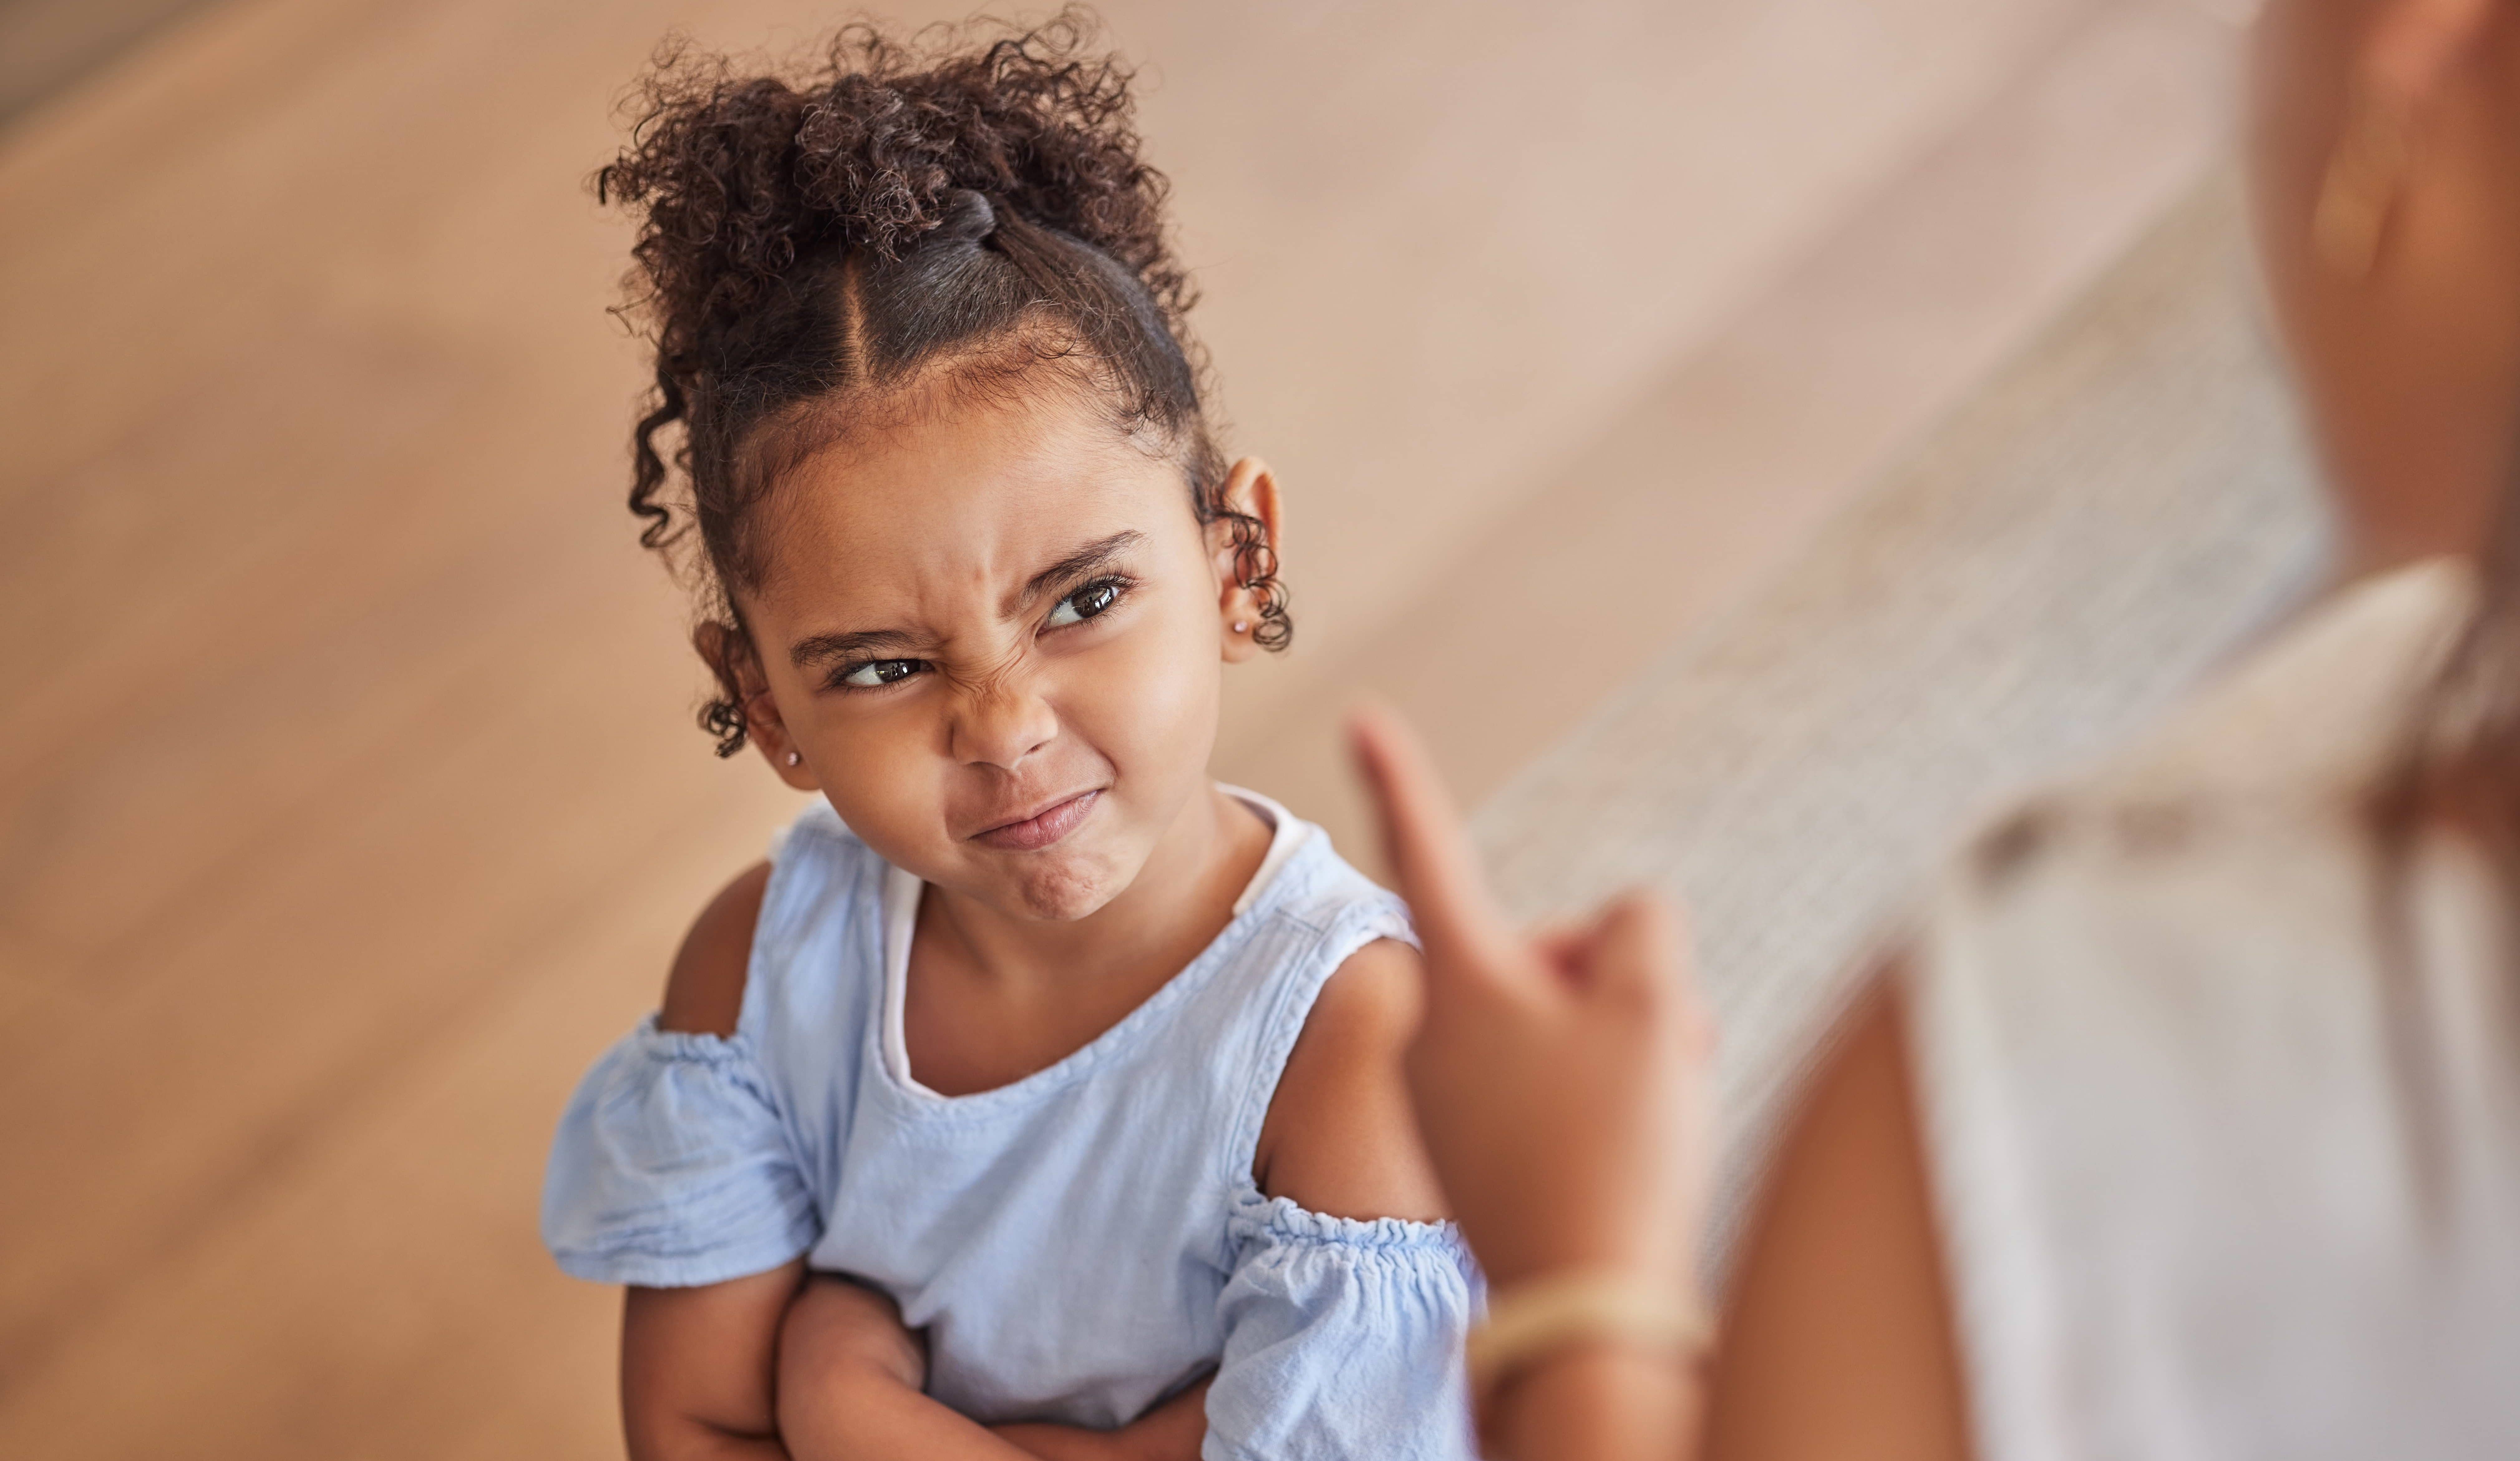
[1704,965,1972,1461]
[1254,938,1448,1222]
[657,861,773,1037]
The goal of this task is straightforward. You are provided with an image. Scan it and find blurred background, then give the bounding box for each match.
[0,0,2301,1454]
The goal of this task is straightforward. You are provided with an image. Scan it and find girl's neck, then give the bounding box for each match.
[921,783,1273,991]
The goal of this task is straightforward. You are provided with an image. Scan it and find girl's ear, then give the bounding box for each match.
[1210,457,1285,664]
[694,620,820,791]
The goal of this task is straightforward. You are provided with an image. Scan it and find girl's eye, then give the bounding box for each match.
[1044,577,1128,630]
[838,658,924,689]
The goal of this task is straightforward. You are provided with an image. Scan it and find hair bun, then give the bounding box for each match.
[928,188,998,248]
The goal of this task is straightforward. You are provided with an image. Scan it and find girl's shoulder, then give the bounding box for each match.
[657,800,890,1040]
[1191,803,1417,1036]
[542,801,883,1288]
[1251,934,1444,1222]
[1235,798,1412,946]
[760,797,887,911]
[1198,800,1435,1207]
[657,861,774,1037]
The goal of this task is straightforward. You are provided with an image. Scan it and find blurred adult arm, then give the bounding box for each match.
[1352,707,1969,1461]
[1699,968,1972,1461]
[1349,707,1713,1461]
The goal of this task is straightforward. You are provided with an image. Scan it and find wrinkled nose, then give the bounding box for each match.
[949,671,1060,771]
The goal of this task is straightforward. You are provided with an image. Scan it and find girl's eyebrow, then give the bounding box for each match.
[790,626,923,669]
[1013,530,1143,611]
[789,531,1146,669]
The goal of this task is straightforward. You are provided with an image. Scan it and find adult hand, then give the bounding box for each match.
[1348,704,1713,1293]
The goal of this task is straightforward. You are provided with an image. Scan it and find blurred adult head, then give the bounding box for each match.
[2255,0,2520,837]
[2251,0,2520,570]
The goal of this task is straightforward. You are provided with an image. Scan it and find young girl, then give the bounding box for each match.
[539,15,1479,1460]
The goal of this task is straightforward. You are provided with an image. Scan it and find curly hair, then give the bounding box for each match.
[597,9,1290,755]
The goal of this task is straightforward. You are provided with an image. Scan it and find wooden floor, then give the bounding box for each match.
[0,0,2234,1454]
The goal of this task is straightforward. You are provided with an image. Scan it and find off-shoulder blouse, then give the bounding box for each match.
[543,790,1479,1459]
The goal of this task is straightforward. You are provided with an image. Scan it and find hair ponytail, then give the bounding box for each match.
[597,10,1288,754]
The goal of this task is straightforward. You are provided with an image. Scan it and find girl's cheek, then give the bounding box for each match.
[821,700,953,858]
[1075,602,1221,778]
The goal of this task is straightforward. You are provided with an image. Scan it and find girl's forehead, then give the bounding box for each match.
[752,394,1193,612]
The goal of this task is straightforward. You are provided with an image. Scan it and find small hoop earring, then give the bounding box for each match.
[785,750,802,767]
[2314,83,2409,281]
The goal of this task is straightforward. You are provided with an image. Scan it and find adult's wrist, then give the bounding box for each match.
[1482,1338,1706,1461]
[1466,1266,1710,1455]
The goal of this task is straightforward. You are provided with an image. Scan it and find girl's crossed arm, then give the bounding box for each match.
[774,1274,1211,1461]
[624,1264,801,1459]
[613,866,798,1461]
[623,1262,1206,1461]
[625,868,1207,1461]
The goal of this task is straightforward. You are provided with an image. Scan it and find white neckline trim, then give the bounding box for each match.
[878,862,930,1096]
[1220,784,1308,917]
[878,785,1310,1098]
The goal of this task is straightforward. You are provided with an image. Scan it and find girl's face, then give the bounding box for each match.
[730,388,1269,922]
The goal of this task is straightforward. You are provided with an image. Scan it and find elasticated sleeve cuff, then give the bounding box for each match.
[1204,1191,1483,1461]
[541,1017,818,1288]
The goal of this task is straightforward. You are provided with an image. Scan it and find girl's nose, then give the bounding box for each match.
[949,672,1060,771]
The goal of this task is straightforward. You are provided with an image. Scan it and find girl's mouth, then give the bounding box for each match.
[972,789,1101,852]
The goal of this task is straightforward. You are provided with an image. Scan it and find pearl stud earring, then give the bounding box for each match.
[785,750,802,767]
[1232,620,1249,634]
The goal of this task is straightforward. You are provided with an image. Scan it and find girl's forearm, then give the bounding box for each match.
[992,1421,1159,1461]
[782,1363,1062,1461]
[632,1425,791,1461]
[994,1369,1209,1461]
[784,1370,1192,1461]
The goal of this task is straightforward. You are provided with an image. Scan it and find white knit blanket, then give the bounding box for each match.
[1469,168,2330,1270]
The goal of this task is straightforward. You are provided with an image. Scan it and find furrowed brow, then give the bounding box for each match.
[1016,530,1144,611]
[789,626,923,669]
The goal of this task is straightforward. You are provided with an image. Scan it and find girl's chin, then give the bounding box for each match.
[990,846,1134,923]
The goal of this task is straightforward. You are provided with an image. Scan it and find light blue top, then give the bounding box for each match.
[542,791,1480,1460]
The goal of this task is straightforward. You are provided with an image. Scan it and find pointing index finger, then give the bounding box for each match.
[1346,703,1513,965]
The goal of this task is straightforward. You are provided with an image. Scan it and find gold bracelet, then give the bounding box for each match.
[1464,1268,1711,1432]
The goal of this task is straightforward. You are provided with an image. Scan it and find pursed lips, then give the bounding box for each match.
[968,788,1102,852]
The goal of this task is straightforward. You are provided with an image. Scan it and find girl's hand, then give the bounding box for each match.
[777,1275,1209,1461]
[993,1374,1212,1461]
[777,1274,929,1450]
[780,1271,926,1384]
[1347,704,1714,1291]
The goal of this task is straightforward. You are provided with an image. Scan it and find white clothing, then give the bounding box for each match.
[1911,559,2520,1461]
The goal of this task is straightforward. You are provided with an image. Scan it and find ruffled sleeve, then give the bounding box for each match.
[541,1018,819,1288]
[1205,1193,1483,1461]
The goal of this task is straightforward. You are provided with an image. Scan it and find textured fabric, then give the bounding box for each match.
[1911,559,2520,1461]
[1470,174,2328,1272]
[1205,1194,1480,1461]
[541,1024,821,1289]
[543,791,1479,1455]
